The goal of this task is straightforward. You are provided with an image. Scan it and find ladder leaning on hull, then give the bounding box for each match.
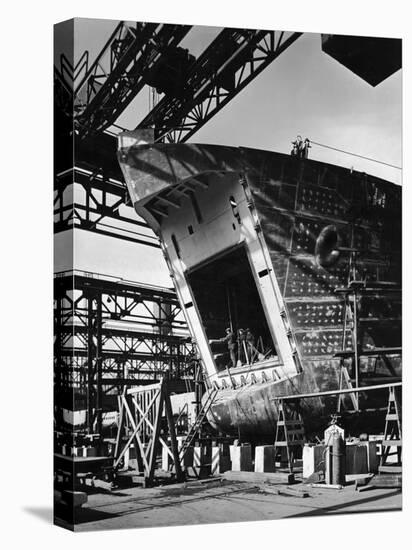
[273,398,306,473]
[179,388,218,461]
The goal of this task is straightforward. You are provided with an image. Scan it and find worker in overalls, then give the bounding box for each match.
[245,328,261,363]
[291,136,311,159]
[237,328,248,365]
[291,135,303,157]
[209,327,237,368]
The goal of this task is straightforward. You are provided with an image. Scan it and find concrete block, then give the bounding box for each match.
[254,446,276,473]
[303,444,326,479]
[162,445,173,471]
[129,444,137,459]
[181,446,195,476]
[182,446,194,468]
[211,446,231,475]
[230,444,253,472]
[274,447,290,467]
[223,470,295,484]
[176,437,195,469]
[193,445,212,478]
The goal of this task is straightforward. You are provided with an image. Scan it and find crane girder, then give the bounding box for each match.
[54,23,302,242]
[136,29,303,142]
[74,21,192,139]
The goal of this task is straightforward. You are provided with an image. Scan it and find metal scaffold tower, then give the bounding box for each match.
[54,270,196,434]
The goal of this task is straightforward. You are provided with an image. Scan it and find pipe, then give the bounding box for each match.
[271,382,401,401]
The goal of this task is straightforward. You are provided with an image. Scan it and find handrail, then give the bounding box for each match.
[271,381,402,401]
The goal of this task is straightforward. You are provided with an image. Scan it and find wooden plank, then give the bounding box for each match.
[278,420,303,427]
[258,484,309,498]
[147,382,164,483]
[274,440,305,446]
[386,414,400,421]
[379,465,402,474]
[353,474,374,490]
[310,483,343,490]
[127,382,162,394]
[163,379,184,482]
[222,470,295,485]
[358,476,402,492]
[113,393,125,460]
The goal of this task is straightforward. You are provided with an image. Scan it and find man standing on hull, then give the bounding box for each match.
[209,327,237,368]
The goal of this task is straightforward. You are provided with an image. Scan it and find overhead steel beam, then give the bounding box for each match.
[55,269,182,301]
[54,164,160,247]
[75,21,192,139]
[137,29,302,142]
[54,271,195,432]
[54,25,301,240]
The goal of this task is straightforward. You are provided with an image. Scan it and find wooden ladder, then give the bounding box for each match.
[274,399,306,473]
[337,364,359,413]
[379,385,402,474]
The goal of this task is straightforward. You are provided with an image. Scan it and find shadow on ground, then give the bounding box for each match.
[285,489,402,518]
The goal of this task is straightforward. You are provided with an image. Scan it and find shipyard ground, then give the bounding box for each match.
[55,477,402,532]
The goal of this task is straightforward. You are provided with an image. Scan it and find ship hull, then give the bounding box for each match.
[118,136,402,437]
[204,374,394,438]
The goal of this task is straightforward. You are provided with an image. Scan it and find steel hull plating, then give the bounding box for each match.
[118,138,402,437]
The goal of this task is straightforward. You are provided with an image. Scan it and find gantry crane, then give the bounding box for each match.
[54,22,302,241]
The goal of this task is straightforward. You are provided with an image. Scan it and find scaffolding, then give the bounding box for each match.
[54,270,196,434]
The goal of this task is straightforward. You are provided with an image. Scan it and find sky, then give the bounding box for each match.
[54,18,402,286]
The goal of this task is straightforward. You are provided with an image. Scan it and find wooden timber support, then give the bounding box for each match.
[113,373,184,487]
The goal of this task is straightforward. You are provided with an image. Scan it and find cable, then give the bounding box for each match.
[309,139,402,170]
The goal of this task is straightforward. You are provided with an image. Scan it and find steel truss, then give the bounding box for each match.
[54,270,196,433]
[137,29,302,142]
[74,22,191,138]
[54,23,301,239]
[54,163,159,246]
